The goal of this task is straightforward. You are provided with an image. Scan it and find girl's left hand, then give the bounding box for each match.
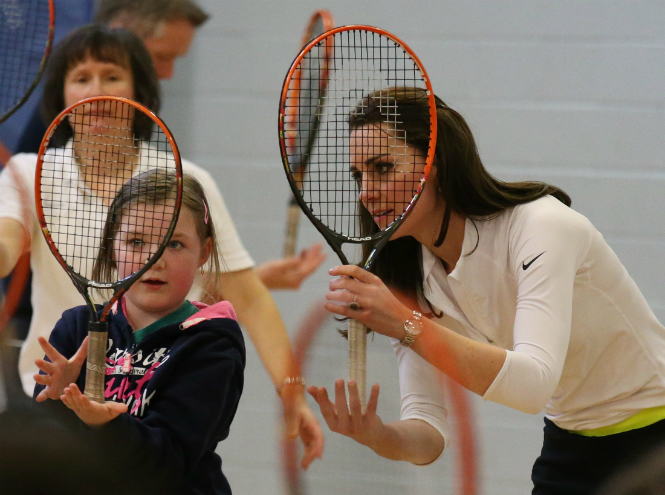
[61,383,128,427]
[325,265,414,339]
[34,336,89,402]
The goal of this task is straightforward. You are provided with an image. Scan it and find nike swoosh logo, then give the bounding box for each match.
[522,252,545,270]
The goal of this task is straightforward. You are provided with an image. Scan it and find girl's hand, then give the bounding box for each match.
[325,265,414,339]
[307,380,384,447]
[61,383,128,427]
[281,386,325,469]
[34,336,89,402]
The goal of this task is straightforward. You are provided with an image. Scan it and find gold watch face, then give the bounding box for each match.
[401,320,421,347]
[404,319,421,337]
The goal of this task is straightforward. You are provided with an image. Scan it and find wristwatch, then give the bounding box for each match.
[400,311,423,347]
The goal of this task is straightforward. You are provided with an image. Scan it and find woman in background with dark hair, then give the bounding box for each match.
[308,87,665,494]
[40,23,160,142]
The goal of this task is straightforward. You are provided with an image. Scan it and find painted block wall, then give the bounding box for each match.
[160,2,665,493]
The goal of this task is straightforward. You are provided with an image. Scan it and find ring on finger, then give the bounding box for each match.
[349,294,361,311]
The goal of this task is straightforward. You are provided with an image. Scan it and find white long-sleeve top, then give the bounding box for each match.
[396,195,665,440]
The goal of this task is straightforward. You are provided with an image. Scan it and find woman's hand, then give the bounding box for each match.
[34,336,89,402]
[308,380,384,447]
[61,383,128,427]
[281,386,325,469]
[309,380,446,464]
[325,265,414,339]
[256,243,327,290]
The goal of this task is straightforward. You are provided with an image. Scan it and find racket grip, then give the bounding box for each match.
[84,321,108,404]
[348,318,367,411]
[283,203,301,258]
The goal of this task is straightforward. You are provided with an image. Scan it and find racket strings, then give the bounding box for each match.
[39,99,178,286]
[284,29,433,243]
[0,0,51,119]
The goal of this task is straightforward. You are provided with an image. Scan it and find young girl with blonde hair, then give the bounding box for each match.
[34,171,244,495]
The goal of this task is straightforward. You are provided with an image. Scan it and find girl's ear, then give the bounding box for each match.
[199,236,213,268]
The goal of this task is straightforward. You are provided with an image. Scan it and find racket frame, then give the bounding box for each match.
[0,0,55,124]
[283,9,335,257]
[35,96,183,402]
[280,25,437,268]
[278,25,437,407]
[303,10,334,45]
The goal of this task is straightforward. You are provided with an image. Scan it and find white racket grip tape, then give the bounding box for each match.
[283,203,301,257]
[84,325,107,404]
[348,318,367,411]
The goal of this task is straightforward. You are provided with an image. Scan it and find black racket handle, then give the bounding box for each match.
[84,320,108,404]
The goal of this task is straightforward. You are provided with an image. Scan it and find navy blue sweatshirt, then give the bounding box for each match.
[34,300,245,495]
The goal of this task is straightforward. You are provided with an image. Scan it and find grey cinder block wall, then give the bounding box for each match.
[160,2,665,493]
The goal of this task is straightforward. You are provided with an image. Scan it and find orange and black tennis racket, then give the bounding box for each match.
[282,9,334,257]
[36,96,182,403]
[0,0,55,124]
[279,25,437,407]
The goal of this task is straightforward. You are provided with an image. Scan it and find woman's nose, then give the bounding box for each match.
[85,77,104,98]
[359,180,380,203]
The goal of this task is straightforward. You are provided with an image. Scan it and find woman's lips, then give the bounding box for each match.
[142,279,166,288]
[373,209,393,222]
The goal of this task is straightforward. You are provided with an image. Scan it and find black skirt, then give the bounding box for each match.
[531,417,665,495]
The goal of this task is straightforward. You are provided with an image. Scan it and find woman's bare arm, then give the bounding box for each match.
[203,267,325,469]
[0,218,29,278]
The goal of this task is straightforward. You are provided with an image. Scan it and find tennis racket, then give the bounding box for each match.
[279,26,437,408]
[36,96,183,403]
[0,0,55,124]
[282,9,334,257]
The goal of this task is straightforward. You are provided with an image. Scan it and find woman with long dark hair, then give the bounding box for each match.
[309,87,665,494]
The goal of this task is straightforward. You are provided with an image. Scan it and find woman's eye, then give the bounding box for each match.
[168,240,183,249]
[374,161,394,174]
[128,239,143,247]
[350,169,361,181]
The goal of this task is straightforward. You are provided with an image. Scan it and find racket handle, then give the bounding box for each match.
[283,203,301,258]
[84,321,108,404]
[348,318,367,411]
